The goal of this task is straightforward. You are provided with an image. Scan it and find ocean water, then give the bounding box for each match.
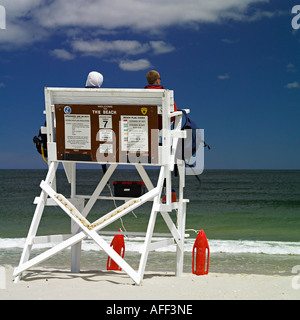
[0,168,300,276]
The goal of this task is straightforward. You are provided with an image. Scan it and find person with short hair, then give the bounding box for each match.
[145,70,162,88]
[145,70,178,128]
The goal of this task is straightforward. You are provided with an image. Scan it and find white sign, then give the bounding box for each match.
[100,144,113,154]
[121,116,148,152]
[65,114,91,150]
[99,129,113,142]
[99,115,112,128]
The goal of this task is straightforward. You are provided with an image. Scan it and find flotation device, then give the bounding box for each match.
[192,229,210,275]
[107,229,125,271]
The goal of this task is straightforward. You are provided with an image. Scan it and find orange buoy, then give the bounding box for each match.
[192,229,210,275]
[107,229,125,271]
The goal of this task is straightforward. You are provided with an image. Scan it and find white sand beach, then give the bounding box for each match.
[0,266,299,300]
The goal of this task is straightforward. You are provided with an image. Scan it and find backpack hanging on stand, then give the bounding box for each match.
[33,122,48,161]
[174,110,210,179]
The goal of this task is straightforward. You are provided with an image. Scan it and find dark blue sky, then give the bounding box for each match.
[0,0,299,169]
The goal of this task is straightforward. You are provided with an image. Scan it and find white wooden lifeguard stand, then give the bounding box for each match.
[14,88,204,285]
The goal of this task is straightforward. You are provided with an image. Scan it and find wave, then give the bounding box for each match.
[1,237,300,256]
[208,239,300,255]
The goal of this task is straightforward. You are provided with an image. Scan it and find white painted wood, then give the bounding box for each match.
[14,233,86,277]
[148,238,175,252]
[14,87,196,285]
[135,164,154,191]
[137,167,165,280]
[81,164,117,219]
[14,185,161,283]
[14,162,58,282]
[86,229,141,285]
[32,234,72,245]
[45,87,172,107]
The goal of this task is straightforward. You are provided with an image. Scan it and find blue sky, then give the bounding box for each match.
[0,0,299,169]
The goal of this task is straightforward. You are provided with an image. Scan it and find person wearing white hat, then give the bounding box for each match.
[85,71,104,88]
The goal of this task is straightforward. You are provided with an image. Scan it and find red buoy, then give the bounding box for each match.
[107,229,125,271]
[192,229,210,275]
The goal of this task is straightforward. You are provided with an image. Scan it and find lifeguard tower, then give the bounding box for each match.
[14,88,204,285]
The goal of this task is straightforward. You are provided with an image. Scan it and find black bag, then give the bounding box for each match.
[33,123,48,157]
[179,110,210,167]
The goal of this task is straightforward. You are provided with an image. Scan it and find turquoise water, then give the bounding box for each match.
[1,169,300,275]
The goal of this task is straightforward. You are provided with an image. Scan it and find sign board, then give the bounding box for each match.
[55,104,159,164]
